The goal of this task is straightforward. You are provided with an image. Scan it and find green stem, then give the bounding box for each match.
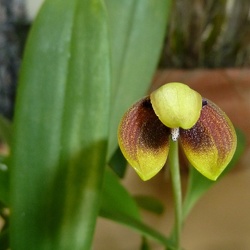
[169,139,182,250]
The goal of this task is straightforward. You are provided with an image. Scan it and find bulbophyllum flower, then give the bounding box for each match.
[118,82,237,181]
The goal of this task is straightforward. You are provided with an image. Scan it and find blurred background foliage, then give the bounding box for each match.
[160,0,250,68]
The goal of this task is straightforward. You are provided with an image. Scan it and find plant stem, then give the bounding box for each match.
[169,139,182,250]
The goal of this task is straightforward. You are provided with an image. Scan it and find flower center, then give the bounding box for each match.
[171,128,180,141]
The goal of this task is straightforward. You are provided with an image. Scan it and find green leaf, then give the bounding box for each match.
[0,163,9,205]
[182,129,246,220]
[0,229,9,250]
[101,169,140,220]
[105,0,172,158]
[100,170,170,247]
[10,0,110,249]
[0,203,9,249]
[0,115,11,158]
[0,116,10,205]
[100,170,173,248]
[100,208,174,249]
[134,195,164,215]
[108,147,127,178]
[140,237,151,250]
[0,115,11,146]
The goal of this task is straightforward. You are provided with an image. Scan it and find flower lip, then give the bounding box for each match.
[150,82,202,129]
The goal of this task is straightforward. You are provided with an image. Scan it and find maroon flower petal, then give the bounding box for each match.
[118,97,171,180]
[180,98,237,180]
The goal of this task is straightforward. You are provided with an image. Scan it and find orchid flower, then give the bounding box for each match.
[118,82,237,181]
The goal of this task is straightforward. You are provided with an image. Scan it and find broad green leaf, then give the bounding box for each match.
[182,129,246,220]
[10,0,110,249]
[105,0,172,159]
[134,195,164,215]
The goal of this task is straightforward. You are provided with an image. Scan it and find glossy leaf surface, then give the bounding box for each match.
[10,0,110,249]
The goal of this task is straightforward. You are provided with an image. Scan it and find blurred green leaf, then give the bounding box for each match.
[10,0,110,249]
[0,163,9,205]
[0,229,9,250]
[182,129,246,220]
[0,115,11,145]
[106,0,172,159]
[0,115,11,157]
[0,116,10,205]
[0,203,9,249]
[140,237,151,250]
[135,195,164,215]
